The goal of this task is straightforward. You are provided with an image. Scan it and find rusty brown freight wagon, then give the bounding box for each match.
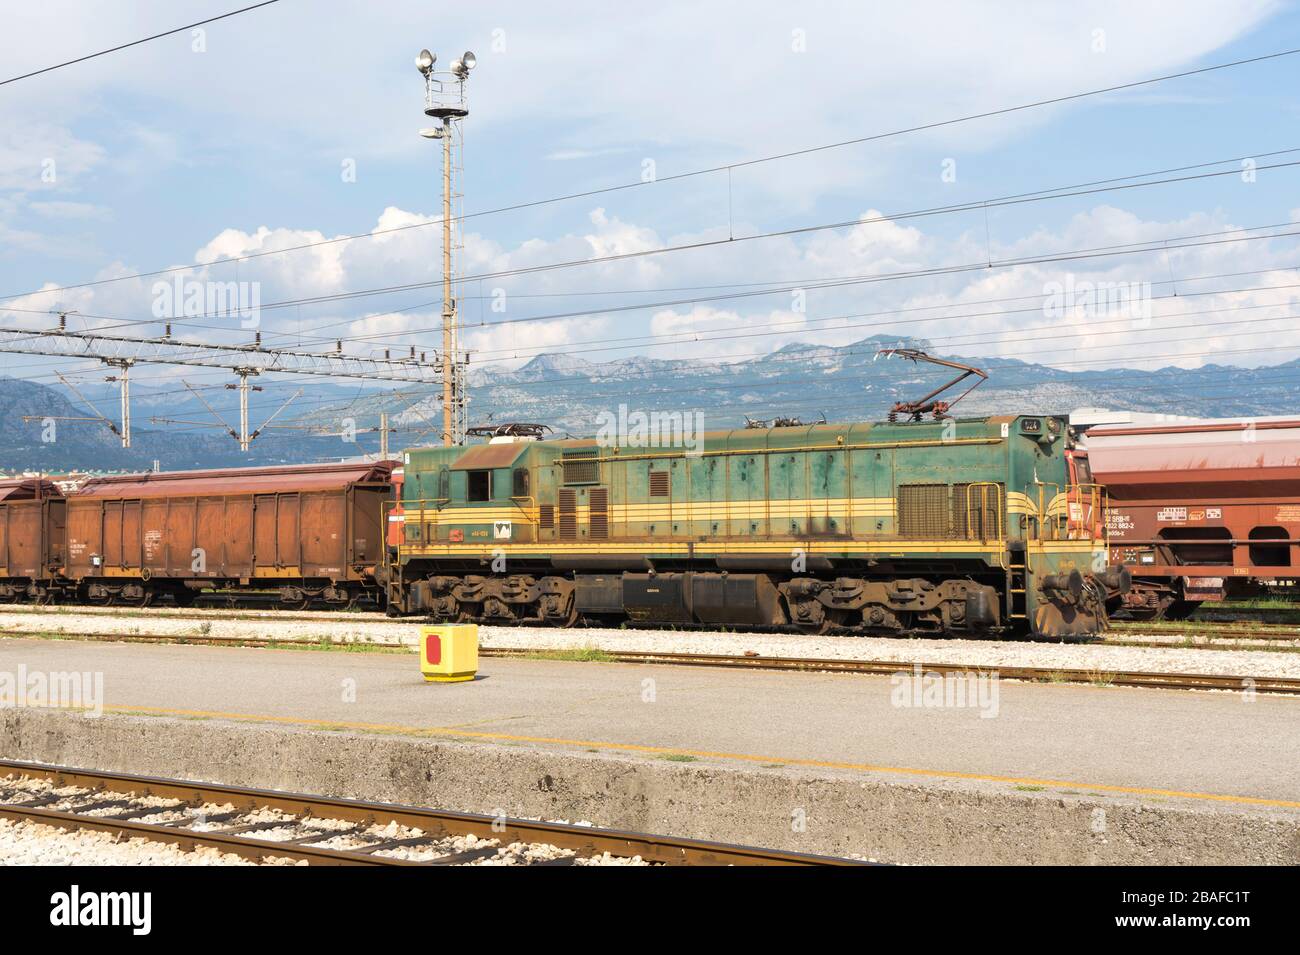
[0,479,66,604]
[1084,416,1300,618]
[64,461,395,607]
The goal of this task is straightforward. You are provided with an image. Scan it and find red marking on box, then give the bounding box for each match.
[425,634,441,665]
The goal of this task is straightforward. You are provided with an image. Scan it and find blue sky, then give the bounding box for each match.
[2,0,1299,410]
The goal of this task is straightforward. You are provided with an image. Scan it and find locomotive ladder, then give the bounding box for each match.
[1006,550,1029,621]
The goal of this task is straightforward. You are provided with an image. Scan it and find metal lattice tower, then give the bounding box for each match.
[0,318,442,448]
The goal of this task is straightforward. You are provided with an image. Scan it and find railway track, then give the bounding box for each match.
[9,602,1300,645]
[2,625,1296,695]
[1113,622,1300,642]
[0,760,857,866]
[479,646,1300,695]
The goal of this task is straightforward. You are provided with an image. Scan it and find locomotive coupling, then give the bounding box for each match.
[1092,564,1132,596]
[1040,570,1085,600]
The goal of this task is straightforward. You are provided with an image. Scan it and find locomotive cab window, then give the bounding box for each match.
[512,468,530,497]
[467,469,493,502]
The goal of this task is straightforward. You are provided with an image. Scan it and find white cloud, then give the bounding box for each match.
[8,196,1293,380]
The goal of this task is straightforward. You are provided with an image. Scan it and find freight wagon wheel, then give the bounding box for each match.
[171,590,198,608]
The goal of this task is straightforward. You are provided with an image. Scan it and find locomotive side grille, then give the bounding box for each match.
[898,484,952,539]
[558,489,577,540]
[538,504,554,529]
[561,449,599,485]
[648,469,670,498]
[588,487,609,539]
[899,483,1004,540]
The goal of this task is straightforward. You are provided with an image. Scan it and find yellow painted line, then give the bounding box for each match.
[97,702,1300,811]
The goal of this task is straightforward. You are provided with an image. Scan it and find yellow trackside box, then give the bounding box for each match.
[420,624,479,683]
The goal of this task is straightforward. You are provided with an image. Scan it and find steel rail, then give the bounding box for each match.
[8,602,1300,639]
[1,627,1295,693]
[478,647,1300,695]
[0,760,860,866]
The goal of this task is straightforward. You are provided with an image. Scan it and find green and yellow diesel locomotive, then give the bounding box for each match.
[385,414,1127,638]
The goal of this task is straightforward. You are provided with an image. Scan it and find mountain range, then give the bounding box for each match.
[2,334,1297,473]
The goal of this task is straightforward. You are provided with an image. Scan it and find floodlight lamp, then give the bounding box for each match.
[416,49,435,74]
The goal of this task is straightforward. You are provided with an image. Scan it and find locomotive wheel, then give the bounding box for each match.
[793,609,851,635]
[543,599,579,628]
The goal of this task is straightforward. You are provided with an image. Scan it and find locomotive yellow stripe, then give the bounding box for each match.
[403,493,1092,530]
[401,540,1006,556]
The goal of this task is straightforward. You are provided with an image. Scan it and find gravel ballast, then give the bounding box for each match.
[0,774,652,866]
[1,605,1298,679]
[0,818,269,866]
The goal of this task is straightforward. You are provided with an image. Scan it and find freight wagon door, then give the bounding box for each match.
[47,499,66,568]
[253,495,278,573]
[300,491,344,577]
[277,494,301,573]
[253,494,301,574]
[349,487,385,568]
[141,499,167,575]
[223,498,253,578]
[4,504,39,577]
[121,501,142,571]
[97,500,142,572]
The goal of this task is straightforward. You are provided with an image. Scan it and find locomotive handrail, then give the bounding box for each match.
[1066,482,1106,541]
[964,482,1003,542]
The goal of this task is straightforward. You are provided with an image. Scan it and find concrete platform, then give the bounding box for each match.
[1,638,1298,864]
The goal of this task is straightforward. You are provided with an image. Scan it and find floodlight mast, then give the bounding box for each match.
[417,47,476,446]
